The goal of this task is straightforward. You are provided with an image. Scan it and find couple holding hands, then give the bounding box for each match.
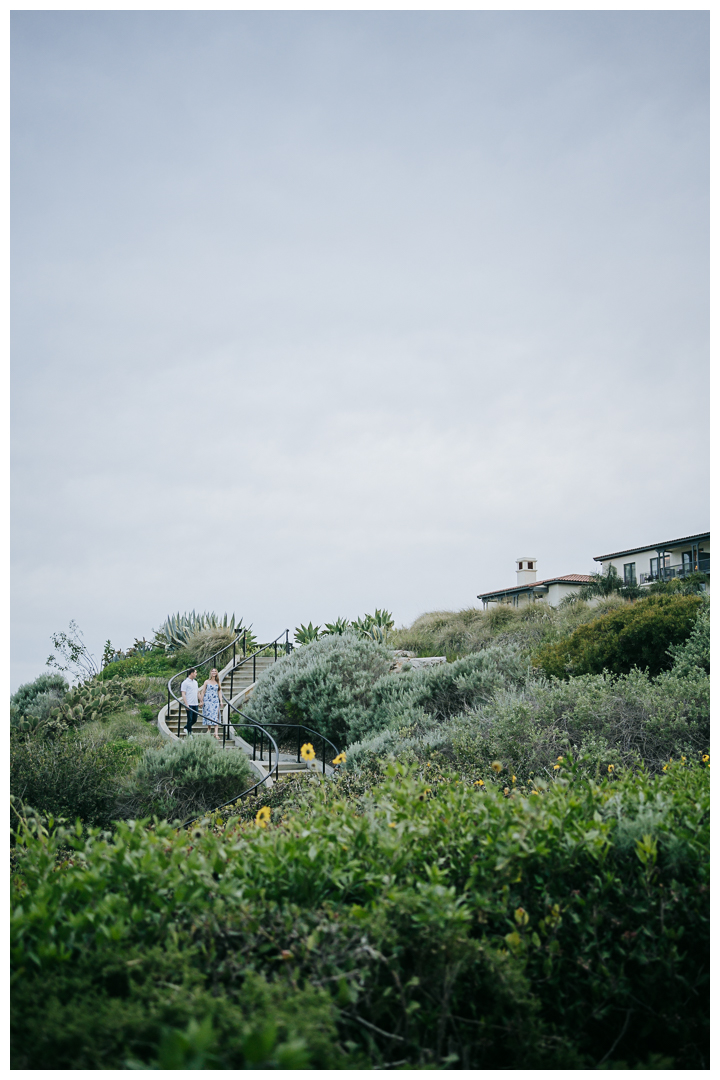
[180,667,225,740]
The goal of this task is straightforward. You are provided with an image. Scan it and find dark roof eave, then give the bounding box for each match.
[477,576,591,600]
[593,532,710,562]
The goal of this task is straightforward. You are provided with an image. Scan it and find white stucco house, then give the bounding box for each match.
[594,531,710,587]
[477,558,593,610]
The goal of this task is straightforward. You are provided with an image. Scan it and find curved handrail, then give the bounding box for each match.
[170,630,344,828]
[182,710,343,828]
[247,721,341,775]
[165,629,289,812]
[165,628,291,739]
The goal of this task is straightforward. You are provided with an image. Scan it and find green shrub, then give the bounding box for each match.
[10,672,69,717]
[11,762,709,1069]
[362,645,529,738]
[98,651,184,681]
[347,659,709,780]
[248,634,393,747]
[449,666,709,778]
[534,594,704,678]
[667,603,710,675]
[116,737,256,823]
[10,673,69,735]
[10,730,143,829]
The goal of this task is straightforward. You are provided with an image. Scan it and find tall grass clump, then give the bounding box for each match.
[392,597,630,658]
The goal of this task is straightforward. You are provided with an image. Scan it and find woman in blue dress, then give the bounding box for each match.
[198,668,225,741]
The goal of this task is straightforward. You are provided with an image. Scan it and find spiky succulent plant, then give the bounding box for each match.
[153,612,240,652]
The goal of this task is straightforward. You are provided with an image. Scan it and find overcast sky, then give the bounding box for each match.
[11,11,709,690]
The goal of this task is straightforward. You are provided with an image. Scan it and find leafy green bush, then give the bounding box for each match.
[98,651,184,681]
[248,634,393,746]
[534,594,705,678]
[11,762,709,1069]
[116,737,256,823]
[10,730,143,829]
[449,667,709,779]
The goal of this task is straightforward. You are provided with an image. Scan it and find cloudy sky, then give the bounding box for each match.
[11,11,708,690]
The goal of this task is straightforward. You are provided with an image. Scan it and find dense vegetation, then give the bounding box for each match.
[12,760,708,1069]
[10,592,710,1067]
[534,594,705,677]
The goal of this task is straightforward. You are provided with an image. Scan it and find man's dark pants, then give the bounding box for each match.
[186,704,199,735]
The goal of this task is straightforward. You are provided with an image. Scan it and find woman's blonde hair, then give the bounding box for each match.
[209,668,220,685]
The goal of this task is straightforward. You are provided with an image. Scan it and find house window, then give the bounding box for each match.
[528,561,534,570]
[623,563,636,585]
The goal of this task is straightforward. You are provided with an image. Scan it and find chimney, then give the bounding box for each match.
[516,557,538,586]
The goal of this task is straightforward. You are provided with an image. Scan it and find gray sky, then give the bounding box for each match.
[11,11,709,690]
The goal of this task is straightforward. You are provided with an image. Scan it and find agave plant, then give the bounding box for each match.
[294,622,321,645]
[321,617,351,637]
[153,612,240,652]
[351,609,395,637]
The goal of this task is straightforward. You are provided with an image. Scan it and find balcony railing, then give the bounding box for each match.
[639,558,710,585]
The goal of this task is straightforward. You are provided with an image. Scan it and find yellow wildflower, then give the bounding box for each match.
[511,775,516,784]
[474,779,485,787]
[607,765,614,773]
[553,764,561,770]
[662,764,668,772]
[332,751,347,765]
[531,789,539,795]
[503,787,510,796]
[680,755,686,763]
[389,822,397,828]
[491,761,503,773]
[255,806,271,827]
[557,756,564,762]
[702,754,709,763]
[300,742,316,762]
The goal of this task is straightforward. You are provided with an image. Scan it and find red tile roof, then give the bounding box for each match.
[477,574,593,599]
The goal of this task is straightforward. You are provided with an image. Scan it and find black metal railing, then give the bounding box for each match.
[639,559,710,585]
[181,710,343,829]
[165,629,292,740]
[244,722,341,776]
[163,627,344,829]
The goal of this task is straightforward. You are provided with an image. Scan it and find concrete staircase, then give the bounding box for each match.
[158,648,329,785]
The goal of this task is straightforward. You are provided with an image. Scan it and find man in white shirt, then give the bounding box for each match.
[181,668,199,737]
